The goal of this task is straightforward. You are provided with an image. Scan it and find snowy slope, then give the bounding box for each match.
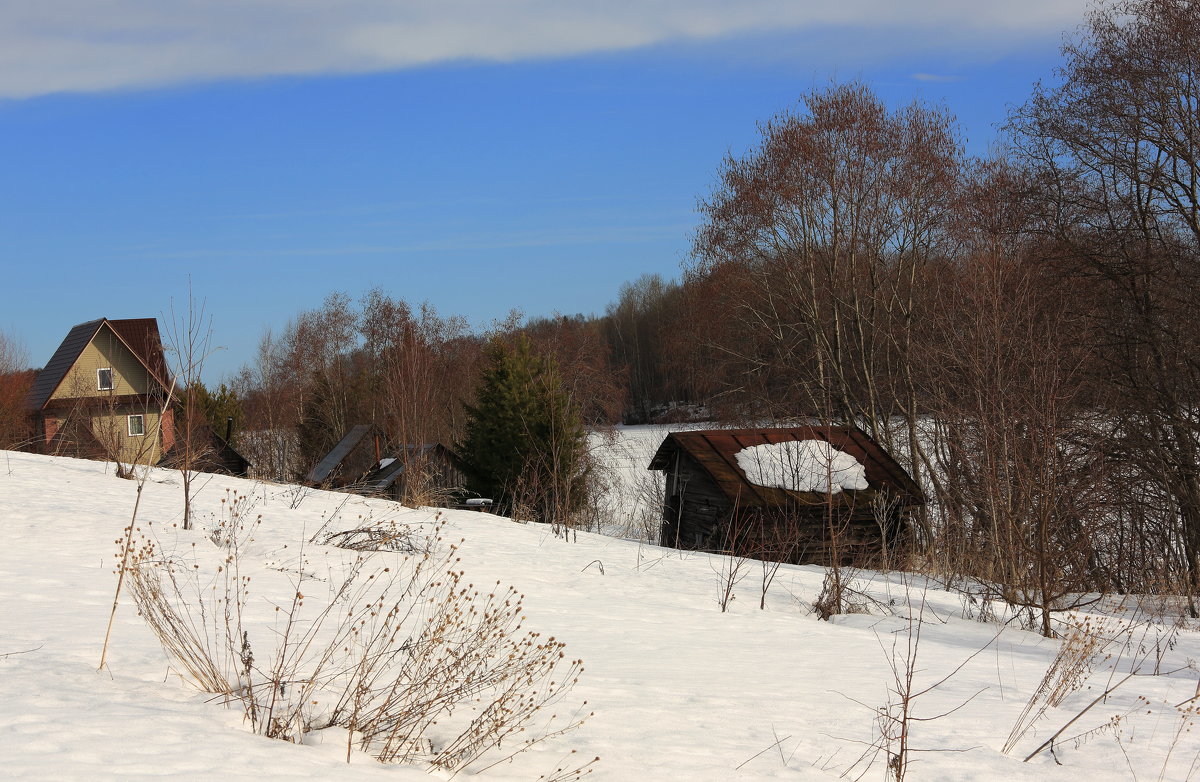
[1,450,1197,780]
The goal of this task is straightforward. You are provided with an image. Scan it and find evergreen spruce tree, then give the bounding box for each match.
[189,381,244,443]
[455,335,588,524]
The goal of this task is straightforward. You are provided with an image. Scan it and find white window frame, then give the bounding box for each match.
[97,367,114,391]
[127,414,145,437]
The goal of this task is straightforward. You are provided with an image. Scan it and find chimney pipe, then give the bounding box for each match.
[225,416,233,443]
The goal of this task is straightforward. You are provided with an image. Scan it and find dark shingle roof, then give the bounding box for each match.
[306,424,377,484]
[27,319,104,410]
[648,426,924,508]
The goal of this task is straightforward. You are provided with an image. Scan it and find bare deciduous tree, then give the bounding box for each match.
[1009,0,1200,600]
[690,82,962,544]
[162,290,215,530]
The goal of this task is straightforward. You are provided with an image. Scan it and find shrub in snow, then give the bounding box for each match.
[126,517,592,772]
[734,440,868,494]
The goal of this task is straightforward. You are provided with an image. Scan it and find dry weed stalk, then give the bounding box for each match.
[316,516,433,554]
[712,508,753,612]
[1005,610,1192,764]
[98,373,176,671]
[1003,614,1123,754]
[531,752,601,781]
[842,581,992,782]
[126,537,244,693]
[207,490,262,550]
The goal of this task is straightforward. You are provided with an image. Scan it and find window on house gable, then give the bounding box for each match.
[97,368,114,391]
[128,414,145,437]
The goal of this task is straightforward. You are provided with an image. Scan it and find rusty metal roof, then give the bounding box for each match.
[28,318,173,411]
[108,318,171,390]
[648,426,924,508]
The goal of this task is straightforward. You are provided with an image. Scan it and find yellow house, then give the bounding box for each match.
[28,318,175,466]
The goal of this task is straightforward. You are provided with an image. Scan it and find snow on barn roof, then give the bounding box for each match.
[647,426,924,508]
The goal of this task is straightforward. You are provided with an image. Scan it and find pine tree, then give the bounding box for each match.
[455,335,588,524]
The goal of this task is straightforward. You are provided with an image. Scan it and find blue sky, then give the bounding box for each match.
[0,1,1088,381]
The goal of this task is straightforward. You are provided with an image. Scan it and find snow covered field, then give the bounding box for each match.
[2,447,1199,780]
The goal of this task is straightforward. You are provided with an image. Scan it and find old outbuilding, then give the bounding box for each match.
[306,425,463,505]
[305,424,385,488]
[648,426,923,566]
[360,443,463,505]
[160,415,252,477]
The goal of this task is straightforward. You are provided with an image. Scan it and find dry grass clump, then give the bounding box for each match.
[316,517,431,554]
[126,538,244,694]
[392,462,460,509]
[125,518,593,774]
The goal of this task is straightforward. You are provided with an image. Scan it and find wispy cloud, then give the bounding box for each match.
[122,221,693,261]
[911,72,967,83]
[0,1,1088,99]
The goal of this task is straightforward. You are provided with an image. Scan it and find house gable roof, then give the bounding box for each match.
[648,426,924,509]
[28,318,172,411]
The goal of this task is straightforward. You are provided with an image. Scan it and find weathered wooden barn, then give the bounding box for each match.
[359,443,463,504]
[648,427,923,566]
[357,443,460,503]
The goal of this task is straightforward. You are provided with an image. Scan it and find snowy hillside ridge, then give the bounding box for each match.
[734,440,869,494]
[1,449,1198,780]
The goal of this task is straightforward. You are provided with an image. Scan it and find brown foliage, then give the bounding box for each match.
[0,371,34,450]
[522,314,625,425]
[0,330,32,449]
[233,290,483,483]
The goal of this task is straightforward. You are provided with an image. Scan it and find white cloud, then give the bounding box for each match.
[0,1,1090,99]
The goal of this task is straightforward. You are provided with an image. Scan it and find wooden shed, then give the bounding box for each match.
[648,427,923,566]
[306,426,463,506]
[160,417,252,477]
[305,424,384,488]
[359,444,463,505]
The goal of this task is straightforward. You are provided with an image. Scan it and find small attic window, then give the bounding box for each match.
[97,368,114,391]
